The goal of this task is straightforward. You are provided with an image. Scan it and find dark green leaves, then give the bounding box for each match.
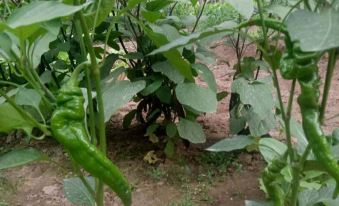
[231,78,274,116]
[64,177,95,206]
[206,135,255,152]
[231,78,276,136]
[177,119,205,143]
[298,181,339,206]
[7,1,84,28]
[176,83,217,113]
[286,9,339,51]
[152,61,185,84]
[103,80,146,122]
[149,21,237,55]
[143,26,193,80]
[227,0,254,19]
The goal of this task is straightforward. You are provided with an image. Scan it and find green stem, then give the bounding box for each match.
[191,0,207,33]
[72,160,96,198]
[285,79,296,157]
[319,49,337,124]
[0,80,20,87]
[29,64,56,102]
[74,20,97,145]
[256,0,268,49]
[75,2,107,205]
[92,0,103,39]
[256,1,297,205]
[19,41,54,109]
[287,80,301,206]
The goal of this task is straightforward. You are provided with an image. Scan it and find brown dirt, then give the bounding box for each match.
[1,41,339,206]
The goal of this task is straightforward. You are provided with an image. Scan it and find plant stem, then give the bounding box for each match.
[19,41,54,109]
[72,160,96,198]
[287,80,301,206]
[256,1,299,205]
[74,20,97,145]
[0,80,20,87]
[191,0,207,33]
[75,4,107,205]
[319,49,337,124]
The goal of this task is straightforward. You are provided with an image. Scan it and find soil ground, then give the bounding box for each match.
[1,41,339,206]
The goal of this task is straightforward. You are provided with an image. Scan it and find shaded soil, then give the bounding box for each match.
[1,41,339,206]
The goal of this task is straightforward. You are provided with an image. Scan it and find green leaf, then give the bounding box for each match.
[166,123,177,138]
[143,26,193,80]
[333,128,339,143]
[124,52,144,60]
[229,107,247,134]
[0,103,35,135]
[156,85,172,104]
[15,87,41,111]
[0,32,20,61]
[245,200,273,206]
[152,61,185,84]
[227,0,254,19]
[85,0,114,28]
[127,0,145,9]
[286,9,339,52]
[277,115,308,154]
[206,135,255,152]
[141,80,162,96]
[246,108,276,136]
[192,63,217,93]
[232,77,275,118]
[7,1,85,28]
[217,91,228,101]
[266,4,292,19]
[149,21,237,55]
[0,89,18,104]
[176,83,217,113]
[31,26,59,68]
[122,110,137,129]
[290,117,308,153]
[164,139,175,158]
[259,138,287,163]
[103,80,146,122]
[146,0,173,11]
[142,11,162,23]
[298,181,339,206]
[177,118,205,144]
[63,176,95,206]
[146,124,159,136]
[0,148,44,170]
[152,24,181,42]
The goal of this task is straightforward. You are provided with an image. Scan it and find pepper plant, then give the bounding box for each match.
[0,0,220,205]
[150,0,339,205]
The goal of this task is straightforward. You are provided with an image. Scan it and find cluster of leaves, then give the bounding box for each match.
[0,0,223,204]
[147,0,339,205]
[173,1,238,30]
[2,0,339,205]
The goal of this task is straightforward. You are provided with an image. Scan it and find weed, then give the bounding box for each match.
[148,167,167,181]
[197,151,234,171]
[167,192,197,206]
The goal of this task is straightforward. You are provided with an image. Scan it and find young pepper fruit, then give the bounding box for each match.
[286,44,339,198]
[51,63,132,206]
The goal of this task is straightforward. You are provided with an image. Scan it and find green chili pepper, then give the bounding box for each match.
[280,54,297,80]
[262,155,286,206]
[297,68,339,198]
[288,46,339,198]
[51,64,132,206]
